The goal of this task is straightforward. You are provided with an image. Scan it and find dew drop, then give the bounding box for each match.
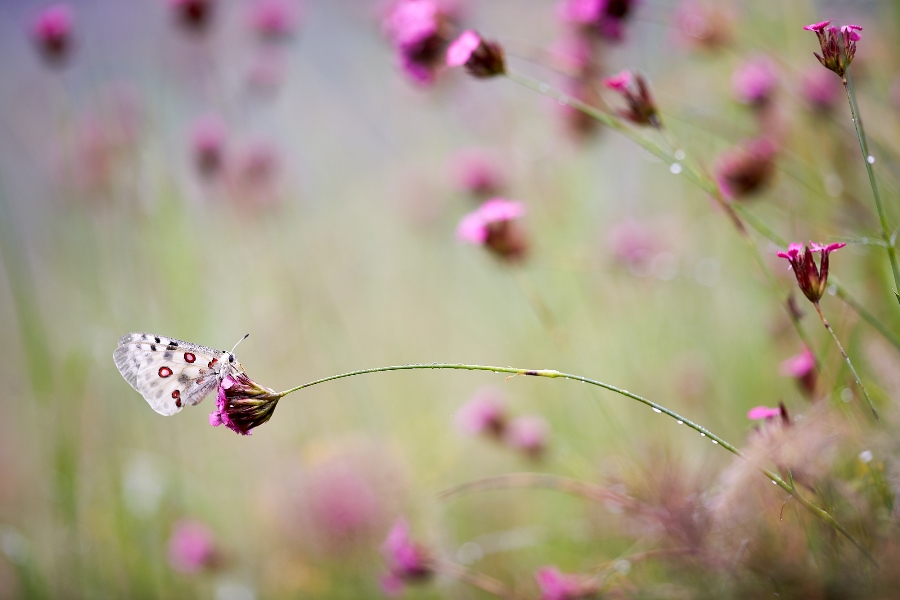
[674,149,686,160]
[772,480,777,485]
[652,408,662,413]
[539,83,549,93]
[712,440,719,444]
[676,420,683,425]
[558,95,569,105]
[867,155,875,164]
[669,163,682,174]
[700,433,706,437]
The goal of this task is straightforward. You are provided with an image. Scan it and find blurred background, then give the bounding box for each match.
[2,0,900,598]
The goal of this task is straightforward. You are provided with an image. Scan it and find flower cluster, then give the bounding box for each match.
[803,20,862,80]
[455,389,550,459]
[557,0,639,43]
[603,71,659,127]
[32,4,74,66]
[209,373,281,435]
[732,56,778,106]
[456,198,528,261]
[776,242,845,304]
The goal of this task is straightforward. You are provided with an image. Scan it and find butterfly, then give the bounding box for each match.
[113,333,246,416]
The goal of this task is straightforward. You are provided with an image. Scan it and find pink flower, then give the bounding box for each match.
[603,70,659,126]
[456,198,528,261]
[168,520,219,573]
[747,406,781,420]
[446,30,505,77]
[780,346,817,397]
[31,4,74,65]
[608,218,658,271]
[380,519,432,595]
[448,150,505,197]
[209,373,280,436]
[168,0,215,33]
[776,241,845,303]
[505,415,549,459]
[675,1,732,51]
[557,0,638,42]
[189,114,227,177]
[800,67,841,112]
[384,0,452,85]
[732,56,778,105]
[714,137,777,200]
[804,20,861,78]
[248,0,300,41]
[535,567,597,600]
[455,388,507,437]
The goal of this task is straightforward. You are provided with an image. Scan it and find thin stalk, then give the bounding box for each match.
[813,302,879,420]
[843,75,900,304]
[432,559,515,598]
[276,363,870,559]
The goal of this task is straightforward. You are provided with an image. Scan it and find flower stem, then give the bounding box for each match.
[431,558,515,598]
[277,362,869,558]
[843,75,900,305]
[813,302,879,420]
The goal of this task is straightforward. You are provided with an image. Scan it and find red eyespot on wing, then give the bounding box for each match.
[159,367,173,378]
[208,358,218,369]
[184,352,196,363]
[196,378,204,385]
[172,389,182,407]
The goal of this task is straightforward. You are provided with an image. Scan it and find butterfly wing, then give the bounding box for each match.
[113,333,229,416]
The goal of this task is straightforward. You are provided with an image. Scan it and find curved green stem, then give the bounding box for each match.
[843,75,900,305]
[276,362,869,559]
[813,302,879,420]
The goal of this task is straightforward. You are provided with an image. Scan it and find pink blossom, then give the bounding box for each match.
[776,241,845,303]
[189,114,227,177]
[168,0,215,33]
[456,197,527,259]
[168,520,218,573]
[384,0,453,85]
[603,70,658,126]
[603,70,631,91]
[780,346,817,397]
[446,30,480,66]
[803,20,831,32]
[557,0,638,42]
[505,415,549,458]
[535,566,597,600]
[608,218,658,270]
[455,389,507,436]
[248,0,300,41]
[800,67,841,111]
[804,20,861,78]
[715,137,777,200]
[732,56,778,105]
[209,373,280,435]
[31,4,74,65]
[380,519,432,595]
[747,406,781,420]
[448,150,505,197]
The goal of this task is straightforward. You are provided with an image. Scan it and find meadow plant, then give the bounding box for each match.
[9,2,900,599]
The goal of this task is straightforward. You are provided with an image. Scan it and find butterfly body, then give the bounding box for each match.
[113,333,244,416]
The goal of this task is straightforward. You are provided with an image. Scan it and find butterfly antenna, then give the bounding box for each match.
[231,333,250,354]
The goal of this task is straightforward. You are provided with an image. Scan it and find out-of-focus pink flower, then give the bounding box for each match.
[226,139,282,209]
[557,0,638,42]
[383,0,453,85]
[209,373,280,435]
[732,56,778,106]
[603,70,659,126]
[776,242,845,304]
[168,520,219,573]
[246,49,288,93]
[608,218,659,271]
[535,566,597,600]
[380,519,432,595]
[448,150,505,197]
[457,198,528,261]
[800,67,841,112]
[714,137,777,200]
[804,20,861,78]
[674,1,732,51]
[189,114,227,177]
[168,0,215,33]
[31,4,74,65]
[780,346,817,397]
[455,388,507,437]
[505,415,549,459]
[747,406,781,420]
[248,0,300,41]
[446,30,505,78]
